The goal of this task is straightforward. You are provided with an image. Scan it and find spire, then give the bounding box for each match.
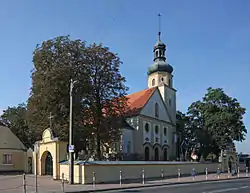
[153,13,166,62]
[158,13,162,42]
[147,14,173,76]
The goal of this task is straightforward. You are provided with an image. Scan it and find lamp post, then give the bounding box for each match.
[69,79,77,184]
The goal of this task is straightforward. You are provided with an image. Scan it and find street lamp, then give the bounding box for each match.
[69,79,77,184]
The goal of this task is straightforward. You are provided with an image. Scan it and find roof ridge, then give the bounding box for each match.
[126,87,156,97]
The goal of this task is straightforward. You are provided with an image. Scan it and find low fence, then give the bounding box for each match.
[59,162,220,184]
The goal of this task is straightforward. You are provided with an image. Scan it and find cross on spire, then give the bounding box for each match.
[158,13,162,41]
[48,112,54,129]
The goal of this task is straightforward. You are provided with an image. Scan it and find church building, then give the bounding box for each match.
[115,31,177,161]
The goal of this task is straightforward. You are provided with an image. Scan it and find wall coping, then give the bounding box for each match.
[59,160,216,166]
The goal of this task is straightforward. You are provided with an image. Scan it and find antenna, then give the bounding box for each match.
[158,13,162,41]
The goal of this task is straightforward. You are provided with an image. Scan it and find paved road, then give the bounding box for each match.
[101,178,250,193]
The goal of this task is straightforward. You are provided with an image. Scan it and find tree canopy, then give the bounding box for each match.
[0,104,34,148]
[177,87,246,161]
[26,36,128,159]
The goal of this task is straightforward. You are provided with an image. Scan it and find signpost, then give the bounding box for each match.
[68,145,75,153]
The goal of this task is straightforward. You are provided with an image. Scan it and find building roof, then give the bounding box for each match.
[0,125,26,151]
[125,87,157,117]
[82,87,157,126]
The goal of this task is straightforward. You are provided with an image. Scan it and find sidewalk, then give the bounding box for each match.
[62,172,250,193]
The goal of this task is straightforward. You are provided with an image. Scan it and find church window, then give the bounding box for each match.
[161,77,164,82]
[145,123,149,133]
[155,103,159,117]
[156,51,159,57]
[155,125,159,134]
[3,154,12,164]
[159,50,162,57]
[164,127,167,136]
[152,79,155,86]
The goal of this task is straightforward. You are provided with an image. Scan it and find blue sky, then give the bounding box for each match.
[0,0,249,153]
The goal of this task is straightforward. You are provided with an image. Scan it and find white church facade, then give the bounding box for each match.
[114,32,177,161]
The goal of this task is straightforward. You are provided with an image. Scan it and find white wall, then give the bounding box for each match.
[140,90,171,123]
[158,85,176,124]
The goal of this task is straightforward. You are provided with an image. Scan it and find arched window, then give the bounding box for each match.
[164,127,167,136]
[145,123,149,133]
[156,51,159,57]
[155,125,159,134]
[155,103,159,117]
[152,79,155,86]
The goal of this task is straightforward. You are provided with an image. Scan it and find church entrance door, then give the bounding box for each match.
[154,147,159,161]
[41,151,53,176]
[163,148,167,161]
[45,152,53,175]
[144,147,150,161]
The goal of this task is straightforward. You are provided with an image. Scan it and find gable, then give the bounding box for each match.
[125,87,156,117]
[0,125,26,150]
[140,89,171,123]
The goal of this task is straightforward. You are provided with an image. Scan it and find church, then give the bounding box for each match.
[110,31,177,161]
[30,28,178,179]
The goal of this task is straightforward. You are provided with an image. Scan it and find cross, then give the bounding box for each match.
[158,13,162,41]
[48,112,54,129]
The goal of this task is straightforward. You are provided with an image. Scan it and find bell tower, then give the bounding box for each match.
[147,13,177,135]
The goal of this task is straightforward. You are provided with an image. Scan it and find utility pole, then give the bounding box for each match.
[69,79,76,184]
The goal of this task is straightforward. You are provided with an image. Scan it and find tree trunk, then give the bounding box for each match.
[96,132,101,160]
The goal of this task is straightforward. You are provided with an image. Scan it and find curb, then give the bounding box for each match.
[71,176,250,193]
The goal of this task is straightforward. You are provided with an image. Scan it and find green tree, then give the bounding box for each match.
[27,36,90,150]
[176,111,199,160]
[27,36,128,159]
[0,104,34,148]
[83,43,128,160]
[188,87,246,155]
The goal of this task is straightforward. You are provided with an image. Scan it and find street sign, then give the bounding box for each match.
[68,145,74,153]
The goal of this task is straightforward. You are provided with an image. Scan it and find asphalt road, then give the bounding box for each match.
[100,178,250,193]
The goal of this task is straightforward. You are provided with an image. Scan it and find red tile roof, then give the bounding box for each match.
[125,87,157,117]
[82,87,157,126]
